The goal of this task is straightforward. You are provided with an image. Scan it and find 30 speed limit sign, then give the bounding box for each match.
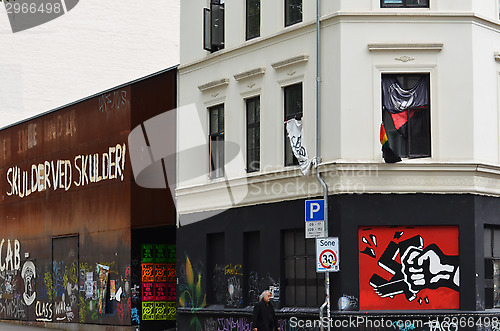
[316,237,339,272]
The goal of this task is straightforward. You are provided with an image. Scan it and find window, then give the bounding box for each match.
[204,0,225,52]
[246,97,260,172]
[209,105,224,178]
[284,83,302,166]
[207,233,225,305]
[381,73,430,159]
[381,0,429,8]
[283,229,323,307]
[485,226,500,309]
[246,0,260,40]
[285,0,302,27]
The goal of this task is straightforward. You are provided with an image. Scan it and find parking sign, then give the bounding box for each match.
[305,199,325,238]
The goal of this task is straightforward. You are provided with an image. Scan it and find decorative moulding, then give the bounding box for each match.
[197,78,230,92]
[234,68,265,81]
[368,43,443,51]
[395,55,415,62]
[271,55,309,70]
[176,162,500,215]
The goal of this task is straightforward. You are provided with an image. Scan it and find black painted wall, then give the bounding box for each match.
[177,193,499,329]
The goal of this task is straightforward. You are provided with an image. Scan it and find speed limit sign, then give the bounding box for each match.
[316,237,339,272]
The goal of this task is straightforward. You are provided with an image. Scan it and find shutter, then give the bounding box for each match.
[203,8,211,51]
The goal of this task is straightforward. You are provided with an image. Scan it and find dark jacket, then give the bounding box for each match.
[252,300,278,331]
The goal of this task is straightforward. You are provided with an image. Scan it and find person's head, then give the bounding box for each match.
[259,290,272,303]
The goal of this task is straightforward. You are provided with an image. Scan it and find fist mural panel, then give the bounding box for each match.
[359,225,459,310]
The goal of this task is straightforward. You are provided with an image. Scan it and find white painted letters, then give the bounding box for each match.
[6,143,127,199]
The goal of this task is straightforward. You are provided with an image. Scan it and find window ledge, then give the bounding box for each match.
[198,78,230,92]
[368,42,443,51]
[234,67,266,81]
[271,55,309,70]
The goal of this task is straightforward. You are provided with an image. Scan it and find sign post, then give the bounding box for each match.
[305,199,325,238]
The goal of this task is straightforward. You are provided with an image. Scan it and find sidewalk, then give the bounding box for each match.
[0,322,139,330]
[0,322,51,330]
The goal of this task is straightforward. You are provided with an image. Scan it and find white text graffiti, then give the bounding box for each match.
[6,144,126,198]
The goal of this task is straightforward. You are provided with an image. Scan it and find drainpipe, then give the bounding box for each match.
[315,0,330,331]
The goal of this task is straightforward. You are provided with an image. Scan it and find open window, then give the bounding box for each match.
[284,83,302,166]
[204,0,225,52]
[381,73,431,159]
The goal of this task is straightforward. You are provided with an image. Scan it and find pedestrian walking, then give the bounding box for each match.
[252,290,280,331]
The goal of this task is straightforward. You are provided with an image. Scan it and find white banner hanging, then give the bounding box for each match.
[286,119,313,175]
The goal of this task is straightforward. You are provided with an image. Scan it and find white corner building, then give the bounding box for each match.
[176,0,500,326]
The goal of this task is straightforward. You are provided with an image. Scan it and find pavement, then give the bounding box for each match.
[0,323,49,330]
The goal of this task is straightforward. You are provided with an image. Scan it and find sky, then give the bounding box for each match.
[0,0,180,129]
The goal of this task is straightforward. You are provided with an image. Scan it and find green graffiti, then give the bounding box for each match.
[179,254,206,331]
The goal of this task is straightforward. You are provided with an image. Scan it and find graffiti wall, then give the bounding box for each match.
[359,225,459,310]
[0,69,176,328]
[130,226,176,330]
[141,243,176,321]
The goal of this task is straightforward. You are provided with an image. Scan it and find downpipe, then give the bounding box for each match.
[315,0,331,330]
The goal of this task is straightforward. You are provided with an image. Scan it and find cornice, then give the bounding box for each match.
[234,67,266,81]
[197,78,230,92]
[271,55,309,70]
[368,42,443,51]
[179,12,500,74]
[176,162,500,215]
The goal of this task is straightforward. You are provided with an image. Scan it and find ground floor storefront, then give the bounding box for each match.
[177,194,500,330]
[0,225,175,331]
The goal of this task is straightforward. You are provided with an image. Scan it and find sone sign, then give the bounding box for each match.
[316,237,339,272]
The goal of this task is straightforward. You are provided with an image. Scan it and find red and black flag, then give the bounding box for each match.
[382,76,429,137]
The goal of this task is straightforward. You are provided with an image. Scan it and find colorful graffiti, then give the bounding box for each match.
[179,255,207,331]
[79,261,132,324]
[359,226,459,310]
[181,315,288,331]
[140,243,176,323]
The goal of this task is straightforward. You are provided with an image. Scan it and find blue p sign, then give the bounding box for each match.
[305,199,325,221]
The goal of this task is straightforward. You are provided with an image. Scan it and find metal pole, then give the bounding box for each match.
[315,0,330,330]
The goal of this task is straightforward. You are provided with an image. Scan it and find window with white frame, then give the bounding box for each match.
[381,0,428,8]
[209,105,224,178]
[246,0,260,40]
[284,83,302,166]
[285,0,302,27]
[246,96,260,173]
[381,73,431,159]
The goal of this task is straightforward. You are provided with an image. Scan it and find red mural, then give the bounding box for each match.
[359,226,459,310]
